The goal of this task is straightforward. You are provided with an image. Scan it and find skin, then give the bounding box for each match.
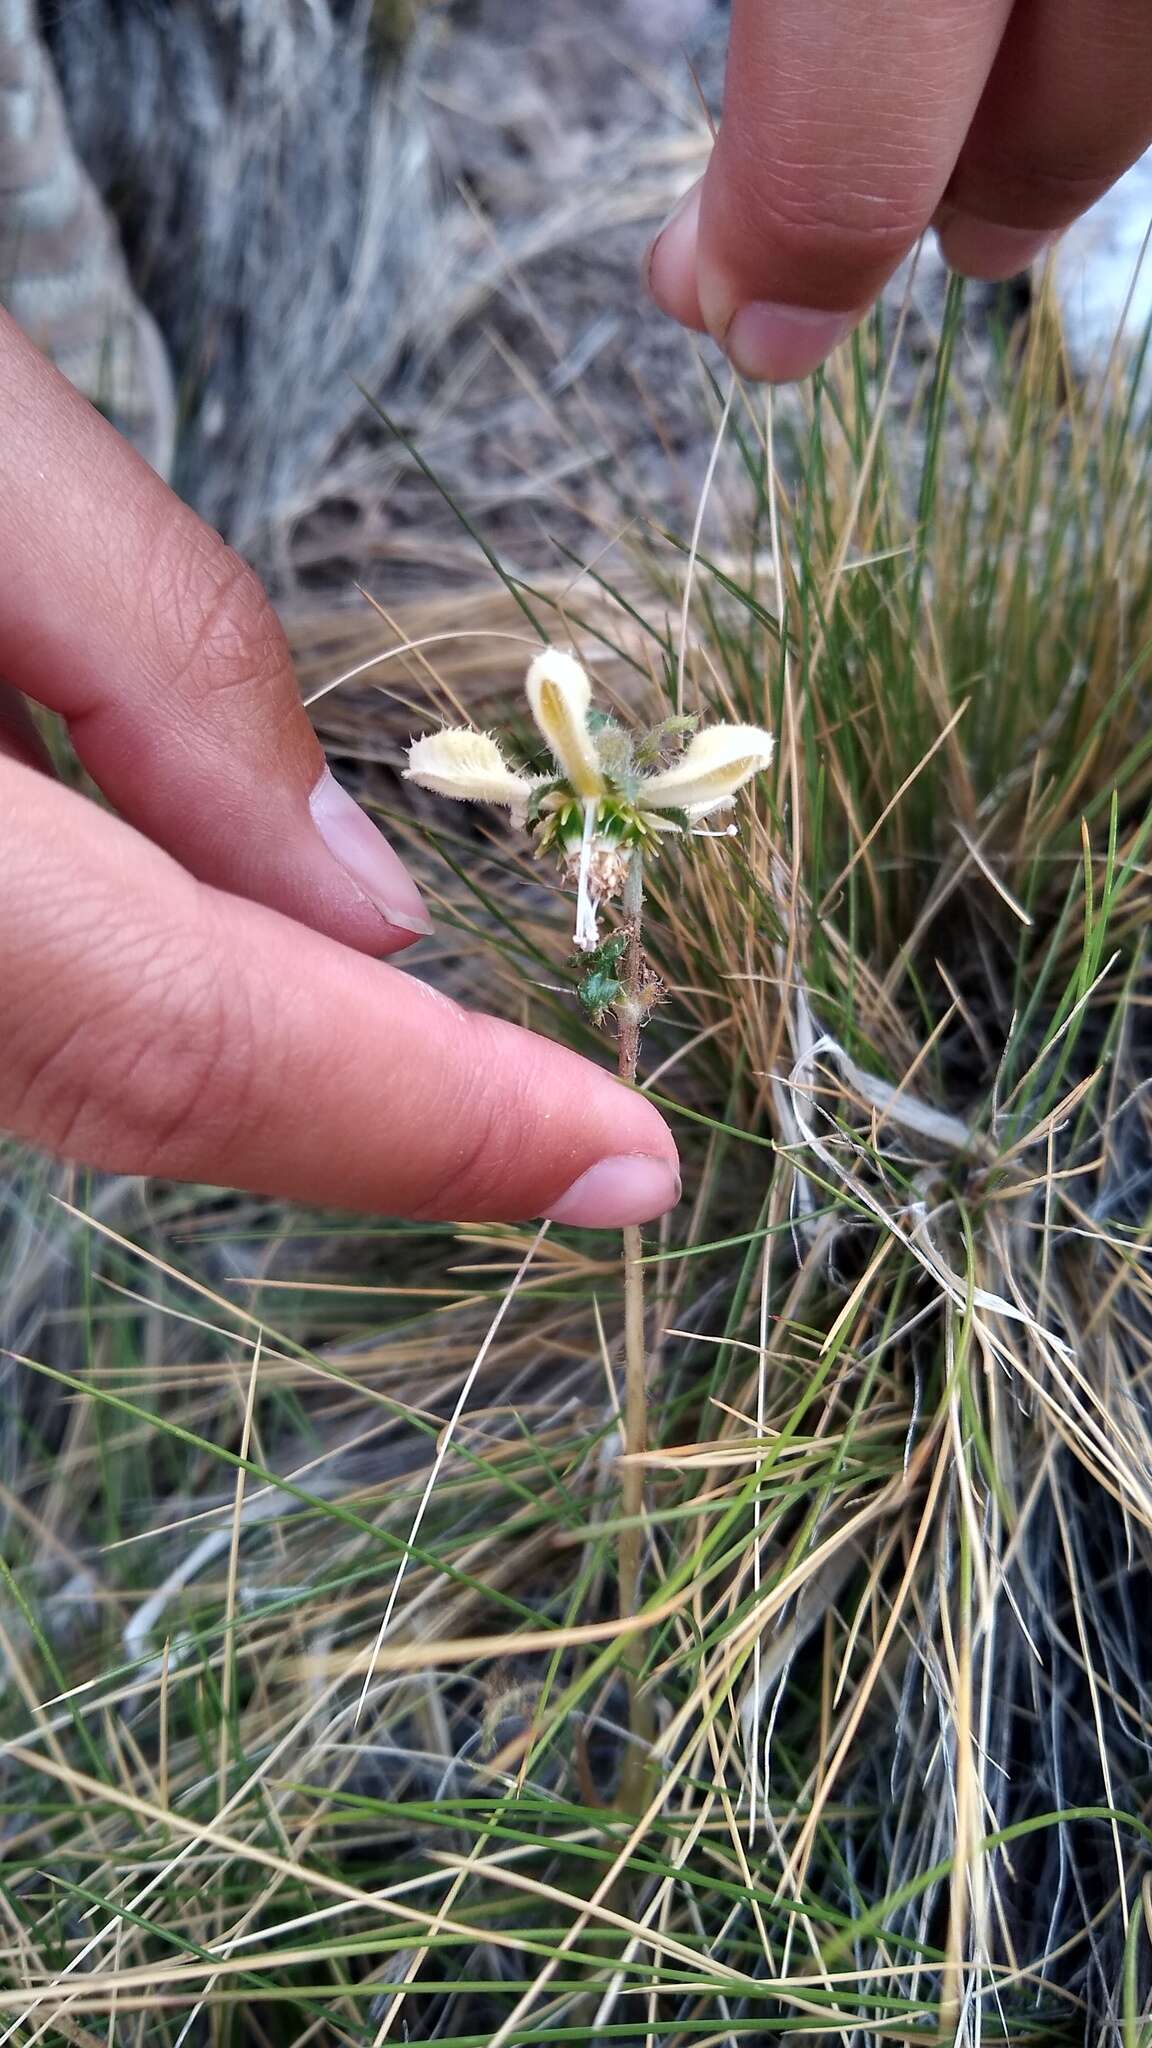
[647,0,1152,383]
[0,311,678,1225]
[6,5,1151,1218]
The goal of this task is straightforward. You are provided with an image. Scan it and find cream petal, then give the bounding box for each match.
[405,727,538,808]
[640,722,774,813]
[525,649,604,799]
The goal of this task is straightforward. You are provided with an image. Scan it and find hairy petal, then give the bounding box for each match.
[405,727,537,808]
[525,649,604,799]
[640,722,775,812]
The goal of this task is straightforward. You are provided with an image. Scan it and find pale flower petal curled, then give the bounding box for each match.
[640,723,775,814]
[526,649,604,799]
[405,727,538,809]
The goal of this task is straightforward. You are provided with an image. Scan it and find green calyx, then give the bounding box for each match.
[572,931,628,1026]
[524,711,700,862]
[533,792,667,861]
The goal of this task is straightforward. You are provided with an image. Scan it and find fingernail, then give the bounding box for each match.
[723,302,858,383]
[309,768,432,936]
[545,1155,681,1228]
[645,180,706,328]
[935,211,1053,282]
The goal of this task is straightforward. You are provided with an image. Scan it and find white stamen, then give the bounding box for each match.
[573,798,601,951]
[691,822,740,839]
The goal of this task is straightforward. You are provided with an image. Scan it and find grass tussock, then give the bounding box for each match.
[4,275,1152,2044]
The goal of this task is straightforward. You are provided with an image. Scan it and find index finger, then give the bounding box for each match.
[649,0,1013,380]
[0,310,428,955]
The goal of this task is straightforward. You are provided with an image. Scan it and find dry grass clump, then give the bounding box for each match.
[3,278,1152,2045]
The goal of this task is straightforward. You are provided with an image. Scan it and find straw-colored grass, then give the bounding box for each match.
[3,272,1152,2046]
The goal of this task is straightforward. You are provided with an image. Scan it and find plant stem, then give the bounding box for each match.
[616,847,645,1091]
[619,1219,646,1619]
[616,849,655,1794]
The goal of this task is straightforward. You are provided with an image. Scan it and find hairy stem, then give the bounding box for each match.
[616,849,655,1796]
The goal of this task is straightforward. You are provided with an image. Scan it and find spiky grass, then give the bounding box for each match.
[4,273,1152,2044]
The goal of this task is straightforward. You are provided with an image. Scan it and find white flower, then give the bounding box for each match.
[639,723,775,819]
[404,647,774,947]
[404,728,537,810]
[406,651,773,821]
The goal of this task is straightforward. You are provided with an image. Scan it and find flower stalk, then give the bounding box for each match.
[404,648,773,1806]
[615,847,656,1796]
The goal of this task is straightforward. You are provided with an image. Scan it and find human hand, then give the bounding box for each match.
[647,0,1152,382]
[0,312,679,1228]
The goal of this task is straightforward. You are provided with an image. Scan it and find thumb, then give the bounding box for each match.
[1,758,680,1228]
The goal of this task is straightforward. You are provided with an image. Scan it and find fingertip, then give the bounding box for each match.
[618,1084,681,1182]
[544,1153,681,1229]
[307,767,433,955]
[724,302,860,384]
[447,1009,681,1227]
[645,179,708,332]
[650,171,864,381]
[934,208,1054,281]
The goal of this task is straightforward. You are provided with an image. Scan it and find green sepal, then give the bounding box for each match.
[570,932,627,975]
[578,967,625,1025]
[570,930,628,1027]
